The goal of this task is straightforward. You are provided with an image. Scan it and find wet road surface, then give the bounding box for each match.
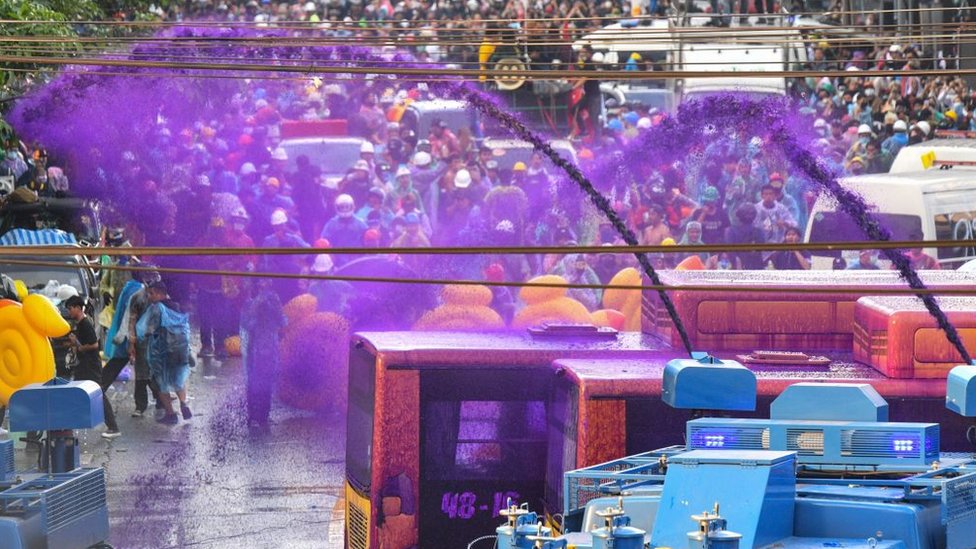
[16,356,346,548]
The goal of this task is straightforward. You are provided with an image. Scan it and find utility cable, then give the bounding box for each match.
[0,5,962,26]
[8,239,975,257]
[2,257,974,296]
[6,52,976,80]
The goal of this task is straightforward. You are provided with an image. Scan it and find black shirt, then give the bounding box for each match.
[581,60,601,97]
[72,316,101,382]
[689,207,729,246]
[771,249,812,270]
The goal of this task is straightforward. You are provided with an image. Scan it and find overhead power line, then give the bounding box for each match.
[2,257,973,296]
[4,239,974,257]
[2,52,974,79]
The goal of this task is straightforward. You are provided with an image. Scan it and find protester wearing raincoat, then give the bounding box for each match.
[240,280,287,427]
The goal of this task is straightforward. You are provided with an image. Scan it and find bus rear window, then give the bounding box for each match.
[545,379,578,512]
[423,400,546,481]
[420,369,550,482]
[345,347,376,491]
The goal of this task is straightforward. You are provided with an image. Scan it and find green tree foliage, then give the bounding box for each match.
[0,0,176,102]
[0,1,96,99]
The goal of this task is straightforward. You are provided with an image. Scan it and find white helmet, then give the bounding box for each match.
[396,166,412,178]
[239,162,257,176]
[413,151,432,167]
[915,120,932,136]
[857,124,873,135]
[231,207,250,222]
[270,209,288,226]
[813,118,828,129]
[335,194,355,217]
[312,254,334,273]
[454,169,472,189]
[56,285,79,302]
[636,117,652,129]
[893,119,908,132]
[591,52,605,63]
[360,141,375,154]
[271,147,288,161]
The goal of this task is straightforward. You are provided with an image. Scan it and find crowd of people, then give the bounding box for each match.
[2,1,968,438]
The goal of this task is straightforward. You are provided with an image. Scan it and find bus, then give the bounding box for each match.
[344,329,666,549]
[641,270,976,348]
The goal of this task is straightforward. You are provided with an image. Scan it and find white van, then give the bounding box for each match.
[804,170,976,269]
[889,137,976,173]
[677,42,789,100]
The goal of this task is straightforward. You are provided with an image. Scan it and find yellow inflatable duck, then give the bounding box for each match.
[414,285,505,330]
[278,294,350,412]
[512,275,592,329]
[602,267,643,331]
[0,294,71,405]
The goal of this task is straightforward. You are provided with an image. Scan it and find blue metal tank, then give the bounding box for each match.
[495,504,551,549]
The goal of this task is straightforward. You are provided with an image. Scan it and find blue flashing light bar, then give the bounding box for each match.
[687,418,939,466]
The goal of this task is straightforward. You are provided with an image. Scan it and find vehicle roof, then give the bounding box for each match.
[552,357,889,398]
[552,356,954,399]
[906,137,976,149]
[654,269,975,287]
[405,99,468,112]
[839,169,976,193]
[573,19,672,52]
[0,197,97,215]
[353,330,668,366]
[0,253,85,263]
[278,136,364,145]
[575,19,818,53]
[682,78,785,94]
[858,295,976,313]
[482,138,575,150]
[890,139,976,173]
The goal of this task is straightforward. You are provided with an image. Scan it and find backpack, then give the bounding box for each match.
[139,302,193,369]
[158,304,192,369]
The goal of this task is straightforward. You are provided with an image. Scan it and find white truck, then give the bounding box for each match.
[804,170,976,269]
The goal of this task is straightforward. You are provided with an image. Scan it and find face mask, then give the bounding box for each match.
[859,137,870,145]
[233,222,246,231]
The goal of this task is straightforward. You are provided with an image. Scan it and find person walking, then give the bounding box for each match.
[65,296,101,384]
[124,269,163,417]
[97,277,145,439]
[240,280,286,428]
[137,282,193,425]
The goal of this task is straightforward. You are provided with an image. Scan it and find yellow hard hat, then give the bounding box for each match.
[513,161,527,172]
[661,237,676,246]
[630,52,642,61]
